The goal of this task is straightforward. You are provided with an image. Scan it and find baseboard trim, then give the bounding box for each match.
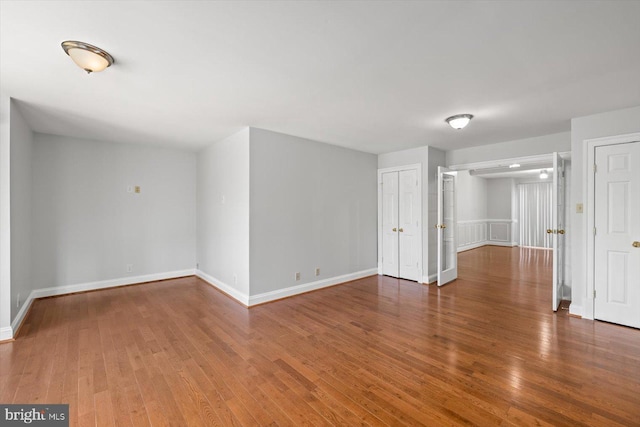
[486,241,518,247]
[458,241,487,253]
[569,304,584,318]
[195,270,250,306]
[248,268,378,306]
[5,269,195,341]
[0,326,14,342]
[423,274,437,284]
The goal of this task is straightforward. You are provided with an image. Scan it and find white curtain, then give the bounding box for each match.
[518,182,552,248]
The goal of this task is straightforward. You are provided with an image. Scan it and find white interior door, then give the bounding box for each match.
[381,172,399,277]
[552,152,565,311]
[437,167,457,286]
[594,141,640,328]
[398,169,420,281]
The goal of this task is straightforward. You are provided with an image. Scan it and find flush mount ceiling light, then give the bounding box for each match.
[445,114,473,130]
[509,163,521,168]
[540,169,549,179]
[61,40,114,74]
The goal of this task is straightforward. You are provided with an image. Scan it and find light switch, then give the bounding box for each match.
[576,203,583,213]
[135,186,141,193]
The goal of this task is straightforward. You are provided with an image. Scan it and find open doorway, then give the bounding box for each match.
[437,153,571,311]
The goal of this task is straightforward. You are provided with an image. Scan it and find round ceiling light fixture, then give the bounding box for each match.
[445,114,473,130]
[539,169,549,179]
[61,41,114,74]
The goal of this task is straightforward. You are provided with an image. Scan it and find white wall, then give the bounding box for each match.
[456,171,487,221]
[446,131,571,166]
[32,134,196,290]
[0,95,11,339]
[196,128,250,299]
[570,105,640,316]
[9,101,33,323]
[250,128,377,296]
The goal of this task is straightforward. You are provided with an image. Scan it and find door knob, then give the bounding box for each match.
[558,229,565,235]
[441,224,447,229]
[392,228,397,232]
[399,228,404,232]
[633,241,640,248]
[546,229,553,234]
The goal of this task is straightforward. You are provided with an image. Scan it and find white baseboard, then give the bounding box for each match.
[32,269,195,300]
[4,269,195,341]
[195,270,250,306]
[569,304,583,318]
[423,274,437,284]
[458,241,487,252]
[486,241,517,247]
[0,326,13,341]
[248,268,378,306]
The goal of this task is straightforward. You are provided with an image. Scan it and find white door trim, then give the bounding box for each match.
[377,164,423,283]
[585,132,640,320]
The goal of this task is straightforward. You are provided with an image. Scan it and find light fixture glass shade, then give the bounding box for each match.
[445,114,473,130]
[509,163,521,168]
[539,170,549,179]
[62,41,114,73]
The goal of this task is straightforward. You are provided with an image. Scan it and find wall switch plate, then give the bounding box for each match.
[126,264,133,273]
[315,268,320,276]
[295,272,301,281]
[576,203,584,213]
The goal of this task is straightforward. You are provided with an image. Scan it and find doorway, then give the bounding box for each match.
[378,165,422,282]
[440,152,569,311]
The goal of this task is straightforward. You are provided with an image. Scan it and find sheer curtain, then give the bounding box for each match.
[518,182,552,248]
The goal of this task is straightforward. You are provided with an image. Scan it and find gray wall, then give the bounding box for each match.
[197,128,250,297]
[0,95,11,335]
[32,134,197,289]
[456,171,487,222]
[570,105,640,316]
[427,147,446,279]
[9,101,33,322]
[486,178,514,219]
[250,128,378,295]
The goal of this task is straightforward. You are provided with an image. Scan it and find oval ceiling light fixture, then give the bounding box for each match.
[539,169,549,179]
[445,114,473,130]
[509,163,521,168]
[61,40,114,74]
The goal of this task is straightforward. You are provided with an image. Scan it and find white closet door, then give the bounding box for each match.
[398,169,420,281]
[381,172,399,277]
[594,141,640,328]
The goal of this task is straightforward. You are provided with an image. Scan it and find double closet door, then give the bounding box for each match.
[381,168,421,282]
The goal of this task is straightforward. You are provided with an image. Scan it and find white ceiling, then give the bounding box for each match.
[1,1,639,154]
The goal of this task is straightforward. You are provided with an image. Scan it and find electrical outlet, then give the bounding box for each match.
[295,272,301,281]
[315,268,320,276]
[16,293,20,308]
[126,264,133,273]
[135,186,141,193]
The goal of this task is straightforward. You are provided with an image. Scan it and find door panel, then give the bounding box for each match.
[552,153,565,311]
[594,141,640,328]
[382,172,399,277]
[438,167,457,286]
[399,169,420,281]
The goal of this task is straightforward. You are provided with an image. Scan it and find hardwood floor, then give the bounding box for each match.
[1,246,639,426]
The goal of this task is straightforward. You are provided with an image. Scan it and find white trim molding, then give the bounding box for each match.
[457,219,517,252]
[0,326,13,341]
[195,270,250,306]
[7,269,195,340]
[248,269,378,306]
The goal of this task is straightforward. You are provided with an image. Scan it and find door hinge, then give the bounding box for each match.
[593,227,596,236]
[593,164,597,173]
[593,290,596,298]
